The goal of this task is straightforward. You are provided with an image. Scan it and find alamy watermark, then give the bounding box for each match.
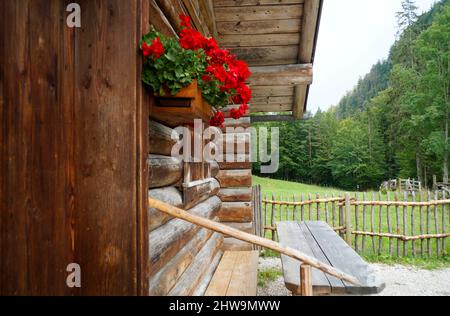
[171,120,279,174]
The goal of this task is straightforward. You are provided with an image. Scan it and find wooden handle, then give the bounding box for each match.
[148,197,361,286]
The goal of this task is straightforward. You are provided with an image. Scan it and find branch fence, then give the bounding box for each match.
[254,186,449,257]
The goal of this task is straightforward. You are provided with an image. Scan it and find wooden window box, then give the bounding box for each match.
[149,80,213,127]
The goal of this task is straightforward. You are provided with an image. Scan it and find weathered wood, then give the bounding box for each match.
[222,117,251,131]
[149,187,184,232]
[434,191,440,256]
[298,0,321,62]
[148,155,183,188]
[355,193,359,252]
[419,192,424,256]
[215,4,303,22]
[183,178,220,210]
[345,194,352,246]
[223,238,254,251]
[225,222,254,234]
[249,64,313,86]
[277,222,332,295]
[149,197,221,273]
[387,192,393,256]
[219,34,300,47]
[155,0,187,33]
[219,188,252,202]
[403,191,408,256]
[205,251,259,296]
[214,0,305,7]
[251,102,293,113]
[182,0,210,36]
[192,250,223,296]
[149,0,178,38]
[218,155,252,170]
[371,193,376,253]
[427,191,431,257]
[210,160,220,178]
[293,84,308,119]
[217,19,301,36]
[411,191,416,256]
[168,233,223,296]
[198,0,218,37]
[442,191,446,257]
[216,169,252,188]
[218,202,252,222]
[304,221,385,294]
[300,265,313,296]
[148,198,361,285]
[362,193,367,253]
[395,191,400,256]
[149,228,213,295]
[149,120,178,156]
[378,192,383,255]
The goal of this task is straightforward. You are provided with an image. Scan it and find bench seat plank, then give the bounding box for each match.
[304,221,385,295]
[277,222,331,295]
[277,221,385,295]
[205,251,259,296]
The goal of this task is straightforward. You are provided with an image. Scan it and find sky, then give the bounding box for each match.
[308,0,437,114]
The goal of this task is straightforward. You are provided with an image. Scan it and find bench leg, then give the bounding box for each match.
[300,265,313,296]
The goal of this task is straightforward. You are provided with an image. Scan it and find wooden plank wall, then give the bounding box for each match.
[146,1,224,296]
[216,113,254,251]
[1,0,150,295]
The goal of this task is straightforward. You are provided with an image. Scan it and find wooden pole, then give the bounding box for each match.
[293,194,297,221]
[362,192,367,253]
[403,191,408,257]
[355,193,359,253]
[411,191,416,257]
[427,191,431,257]
[148,197,361,286]
[387,192,393,256]
[434,190,440,256]
[332,193,336,228]
[301,194,305,221]
[325,193,329,224]
[419,191,424,256]
[442,191,446,257]
[395,191,400,257]
[345,193,352,246]
[371,192,376,253]
[271,194,276,241]
[300,265,313,296]
[378,191,383,255]
[308,193,312,220]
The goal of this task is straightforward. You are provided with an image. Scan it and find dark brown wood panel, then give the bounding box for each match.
[1,0,149,296]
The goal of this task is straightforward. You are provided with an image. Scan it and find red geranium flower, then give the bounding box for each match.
[142,37,164,59]
[209,111,225,127]
[179,28,204,50]
[179,14,191,28]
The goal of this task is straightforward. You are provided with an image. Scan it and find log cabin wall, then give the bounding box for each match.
[1,0,150,295]
[216,113,254,251]
[147,1,224,296]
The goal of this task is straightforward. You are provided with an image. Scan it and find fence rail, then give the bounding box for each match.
[258,188,449,258]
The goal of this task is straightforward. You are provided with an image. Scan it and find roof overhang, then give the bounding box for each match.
[212,0,323,122]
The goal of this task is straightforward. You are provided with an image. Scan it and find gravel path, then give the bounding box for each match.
[257,257,450,296]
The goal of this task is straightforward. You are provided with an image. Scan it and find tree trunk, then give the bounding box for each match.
[416,153,423,185]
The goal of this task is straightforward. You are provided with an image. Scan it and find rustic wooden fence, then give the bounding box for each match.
[256,187,450,258]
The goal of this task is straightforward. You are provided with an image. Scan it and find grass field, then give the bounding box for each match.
[254,176,450,269]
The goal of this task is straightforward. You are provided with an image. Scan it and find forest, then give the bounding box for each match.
[253,0,450,191]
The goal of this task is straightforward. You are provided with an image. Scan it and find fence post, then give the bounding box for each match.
[345,193,352,246]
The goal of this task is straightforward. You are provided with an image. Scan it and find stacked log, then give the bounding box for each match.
[148,120,224,295]
[215,114,254,251]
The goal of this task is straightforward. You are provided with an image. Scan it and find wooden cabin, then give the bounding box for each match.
[0,0,322,295]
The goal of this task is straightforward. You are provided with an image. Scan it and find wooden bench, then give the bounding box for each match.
[277,221,385,296]
[205,251,259,296]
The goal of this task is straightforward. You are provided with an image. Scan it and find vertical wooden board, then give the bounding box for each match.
[1,0,75,295]
[226,251,259,296]
[74,0,139,295]
[205,251,238,296]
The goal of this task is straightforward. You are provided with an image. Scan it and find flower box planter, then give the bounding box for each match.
[149,80,213,127]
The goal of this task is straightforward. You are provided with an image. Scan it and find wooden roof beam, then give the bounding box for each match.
[248,64,313,86]
[293,0,321,119]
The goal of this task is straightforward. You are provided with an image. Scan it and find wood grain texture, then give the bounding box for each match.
[222,238,254,251]
[148,155,183,188]
[149,120,178,156]
[149,196,221,273]
[205,251,259,296]
[218,33,300,47]
[214,0,304,6]
[149,228,213,295]
[148,187,184,232]
[230,45,298,66]
[1,0,150,296]
[217,19,301,35]
[168,233,223,296]
[218,202,253,222]
[215,5,303,22]
[218,188,253,202]
[216,170,252,188]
